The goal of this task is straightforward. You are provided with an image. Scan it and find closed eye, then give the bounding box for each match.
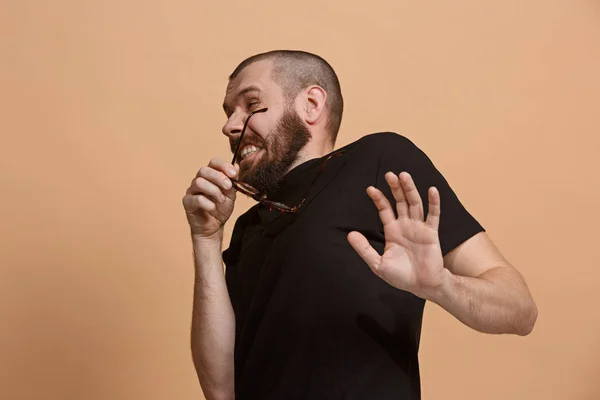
[247,99,260,109]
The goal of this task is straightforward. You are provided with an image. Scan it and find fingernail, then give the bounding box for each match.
[221,195,226,203]
[228,168,236,177]
[224,179,232,189]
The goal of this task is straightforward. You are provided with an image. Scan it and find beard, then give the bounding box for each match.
[233,107,311,195]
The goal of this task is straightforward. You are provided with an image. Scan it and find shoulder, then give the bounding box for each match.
[348,132,449,187]
[350,131,416,150]
[343,131,423,159]
[342,131,428,167]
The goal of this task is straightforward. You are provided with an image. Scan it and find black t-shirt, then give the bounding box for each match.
[223,132,485,399]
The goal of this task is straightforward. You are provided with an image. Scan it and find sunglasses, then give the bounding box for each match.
[230,107,344,214]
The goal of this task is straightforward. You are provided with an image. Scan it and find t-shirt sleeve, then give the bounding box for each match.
[375,133,485,257]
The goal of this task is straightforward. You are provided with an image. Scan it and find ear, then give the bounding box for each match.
[303,85,327,125]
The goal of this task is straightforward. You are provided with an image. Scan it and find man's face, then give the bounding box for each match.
[222,60,311,194]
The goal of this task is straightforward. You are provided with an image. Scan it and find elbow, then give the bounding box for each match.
[515,299,538,336]
[195,376,235,400]
[203,388,235,400]
[191,355,235,400]
[194,372,235,400]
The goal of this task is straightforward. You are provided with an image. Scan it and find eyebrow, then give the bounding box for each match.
[222,85,261,114]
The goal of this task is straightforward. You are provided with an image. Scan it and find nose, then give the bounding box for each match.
[222,112,244,139]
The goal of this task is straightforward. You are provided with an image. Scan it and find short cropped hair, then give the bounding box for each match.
[229,50,344,144]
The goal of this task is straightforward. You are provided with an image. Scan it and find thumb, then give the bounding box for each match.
[347,231,382,273]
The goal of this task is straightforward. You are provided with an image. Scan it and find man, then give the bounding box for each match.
[182,50,537,400]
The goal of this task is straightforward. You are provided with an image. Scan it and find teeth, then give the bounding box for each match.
[240,145,260,159]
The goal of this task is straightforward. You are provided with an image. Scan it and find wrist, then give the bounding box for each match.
[424,268,456,304]
[191,230,224,265]
[191,229,223,245]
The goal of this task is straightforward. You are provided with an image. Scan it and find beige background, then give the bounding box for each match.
[1,0,599,399]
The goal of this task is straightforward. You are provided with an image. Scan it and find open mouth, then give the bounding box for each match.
[239,145,263,164]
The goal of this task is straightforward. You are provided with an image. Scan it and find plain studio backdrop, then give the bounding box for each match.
[1,1,599,399]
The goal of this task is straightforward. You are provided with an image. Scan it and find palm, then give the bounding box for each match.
[379,217,444,294]
[348,171,446,299]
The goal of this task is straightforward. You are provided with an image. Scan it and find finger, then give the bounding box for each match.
[366,186,396,226]
[347,231,382,273]
[194,194,216,212]
[183,193,216,213]
[190,177,227,204]
[425,187,441,231]
[207,158,238,179]
[398,172,424,221]
[384,172,408,218]
[196,166,234,195]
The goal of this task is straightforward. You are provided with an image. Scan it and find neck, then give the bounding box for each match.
[286,137,334,173]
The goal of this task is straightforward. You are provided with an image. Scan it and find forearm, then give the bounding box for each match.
[429,266,537,336]
[190,231,236,400]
